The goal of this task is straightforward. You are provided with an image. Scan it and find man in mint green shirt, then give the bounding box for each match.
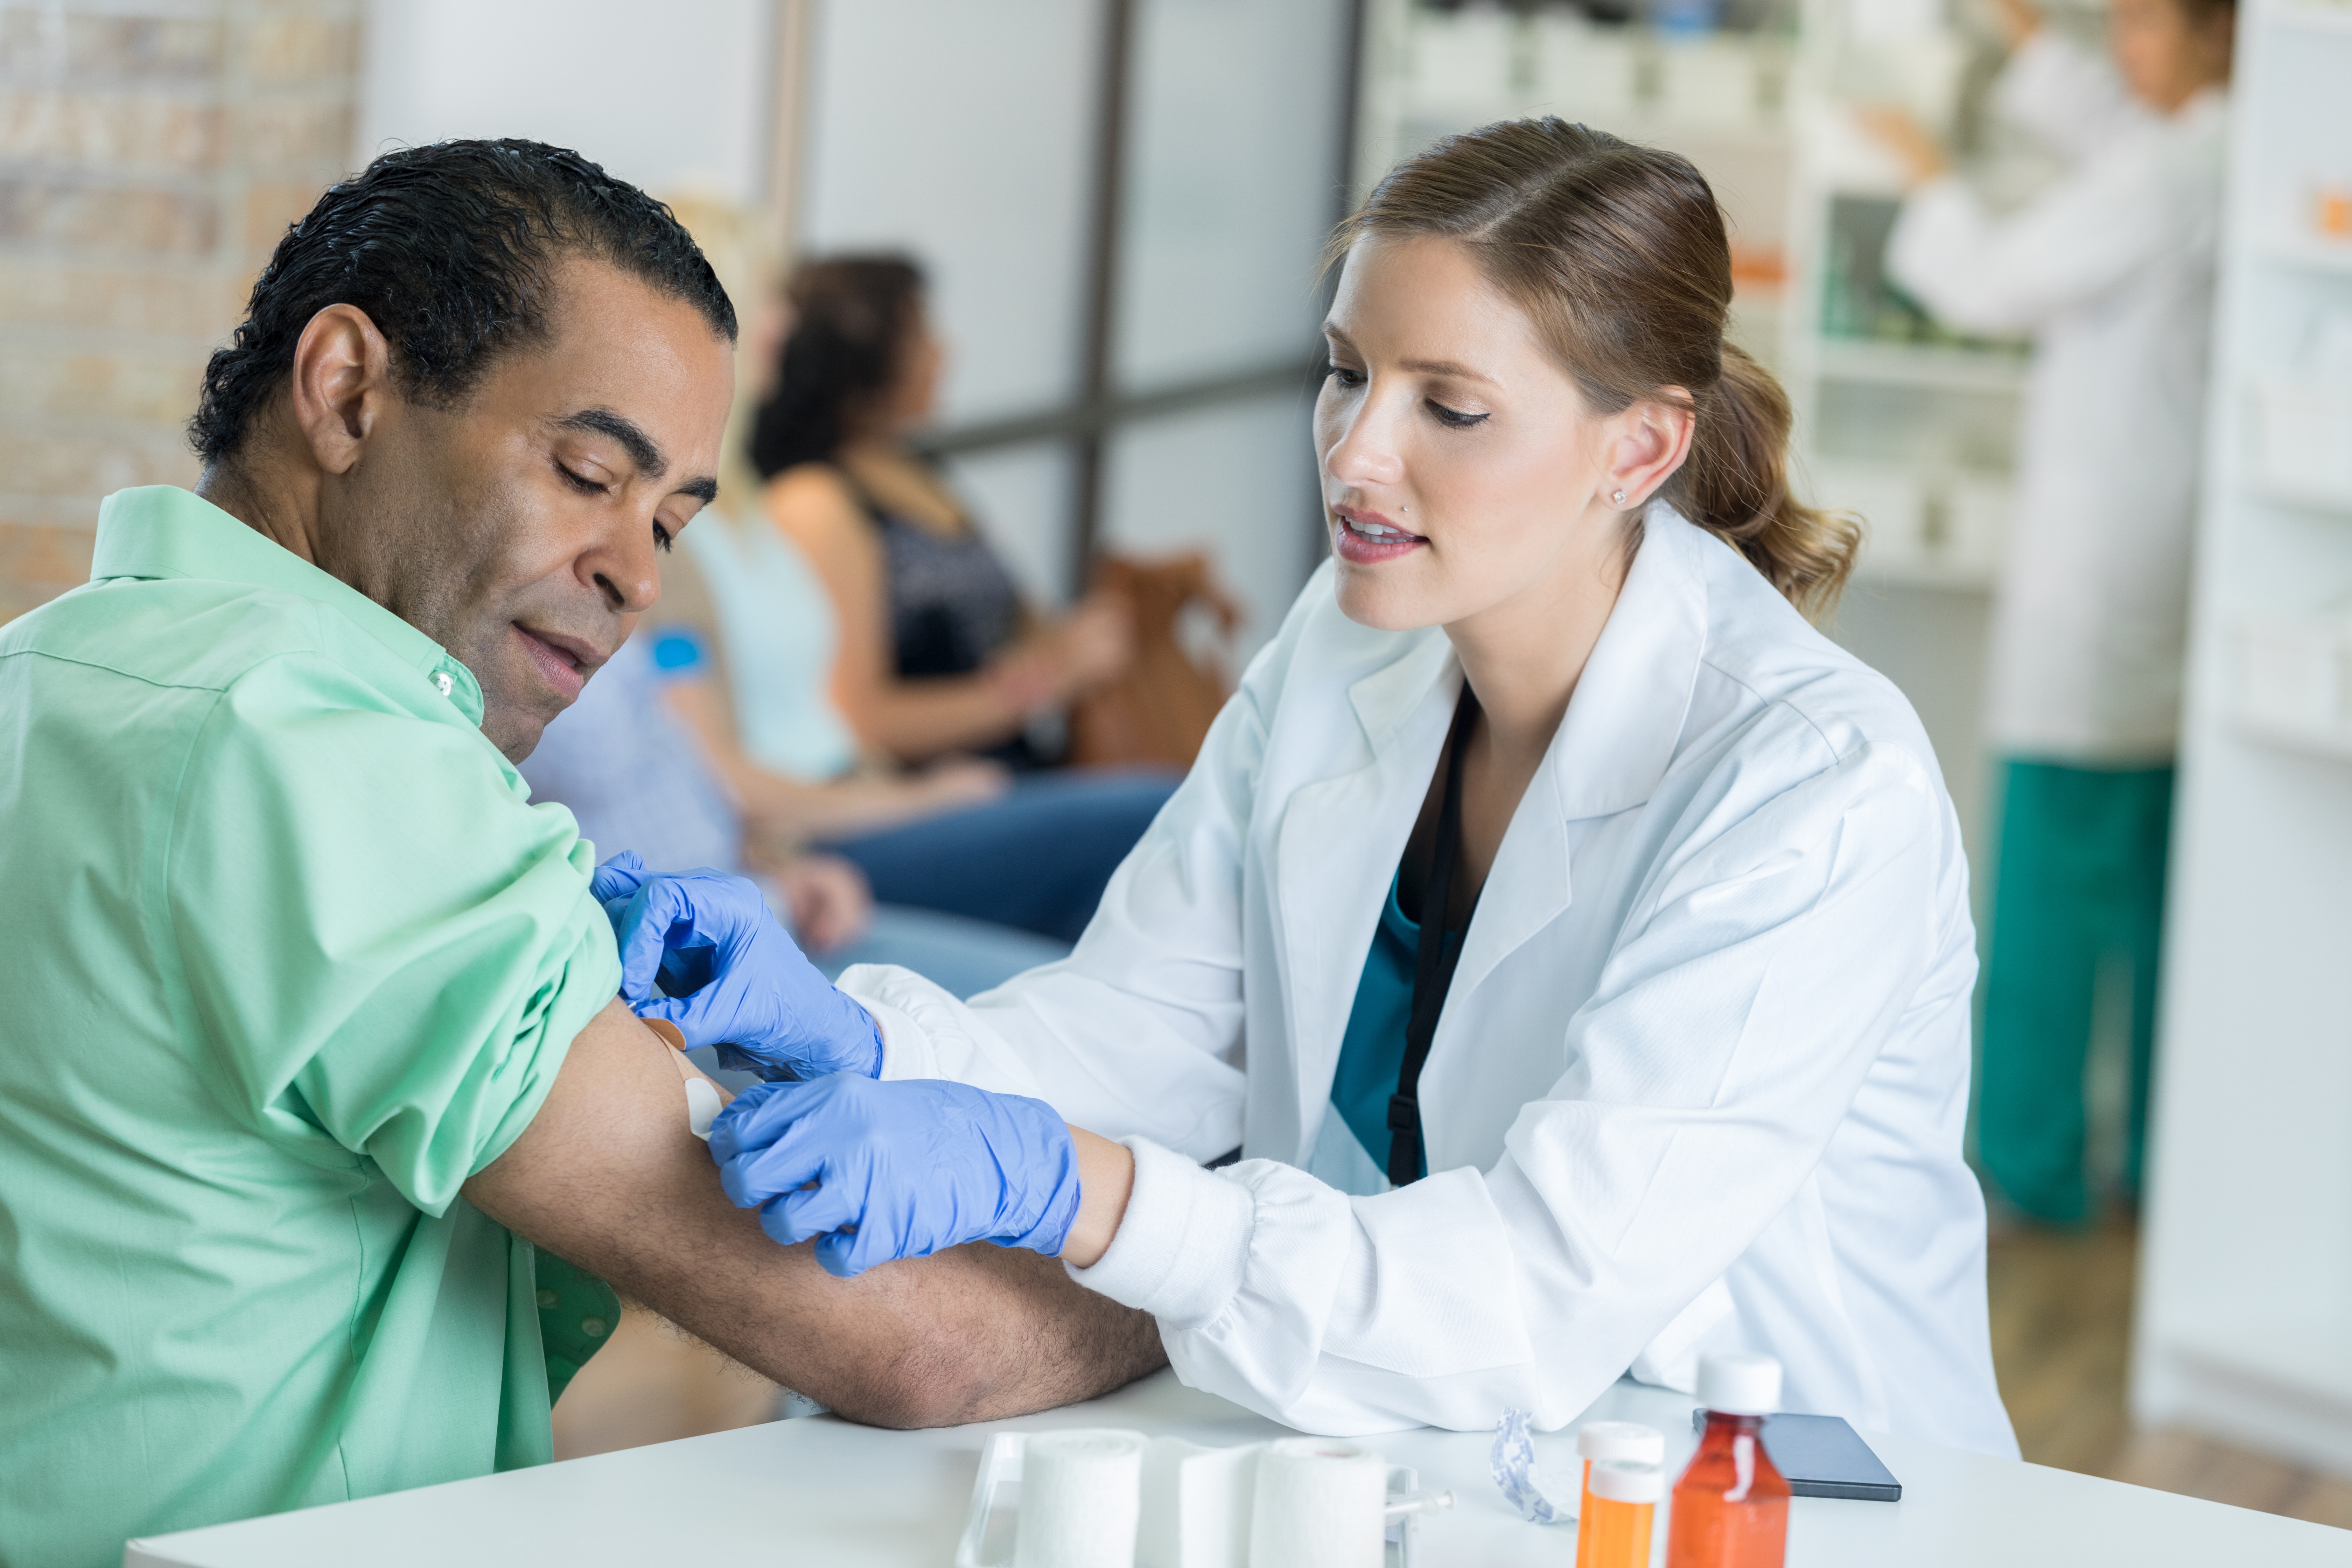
[0,140,1157,1568]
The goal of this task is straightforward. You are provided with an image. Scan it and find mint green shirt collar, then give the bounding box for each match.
[91,485,487,727]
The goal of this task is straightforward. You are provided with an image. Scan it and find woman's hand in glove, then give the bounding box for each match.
[707,1073,1082,1279]
[607,866,883,1082]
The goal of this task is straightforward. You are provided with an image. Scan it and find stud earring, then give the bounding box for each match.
[1611,489,1628,505]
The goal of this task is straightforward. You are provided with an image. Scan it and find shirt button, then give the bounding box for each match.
[536,1289,559,1310]
[434,671,454,697]
[581,1316,609,1338]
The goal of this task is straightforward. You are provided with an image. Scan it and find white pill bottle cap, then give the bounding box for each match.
[1588,1462,1664,1505]
[1696,1352,1783,1416]
[1576,1422,1665,1465]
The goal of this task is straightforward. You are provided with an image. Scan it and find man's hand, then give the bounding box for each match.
[463,1000,1167,1428]
[609,867,883,1081]
[710,1074,1082,1278]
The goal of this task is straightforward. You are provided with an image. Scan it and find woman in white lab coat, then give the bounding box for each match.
[1870,0,2232,1225]
[708,119,2020,1458]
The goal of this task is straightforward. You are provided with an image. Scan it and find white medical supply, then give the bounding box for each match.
[1246,1438,1389,1568]
[1015,1429,1147,1568]
[958,1429,1448,1568]
[1136,1436,1255,1568]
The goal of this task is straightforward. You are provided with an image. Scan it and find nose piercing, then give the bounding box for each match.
[1611,489,1628,505]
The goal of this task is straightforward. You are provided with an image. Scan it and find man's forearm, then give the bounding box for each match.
[464,1000,1165,1427]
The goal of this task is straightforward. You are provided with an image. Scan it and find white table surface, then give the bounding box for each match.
[125,1370,2352,1567]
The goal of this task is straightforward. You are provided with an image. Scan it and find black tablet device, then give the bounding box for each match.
[1689,1410,1902,1502]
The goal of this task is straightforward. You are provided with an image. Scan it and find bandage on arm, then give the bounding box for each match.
[639,1016,727,1141]
[463,1000,1167,1428]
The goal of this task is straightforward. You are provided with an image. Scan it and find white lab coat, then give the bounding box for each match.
[1887,33,2227,762]
[842,507,2017,1457]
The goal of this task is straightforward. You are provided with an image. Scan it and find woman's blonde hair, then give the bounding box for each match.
[1333,118,1860,618]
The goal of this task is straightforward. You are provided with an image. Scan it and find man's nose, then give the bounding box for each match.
[586,520,664,614]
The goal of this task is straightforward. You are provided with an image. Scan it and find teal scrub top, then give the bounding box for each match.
[1328,870,1464,1183]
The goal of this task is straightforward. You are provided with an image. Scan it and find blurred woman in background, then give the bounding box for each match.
[1869,0,2232,1226]
[665,248,1173,946]
[753,255,1135,768]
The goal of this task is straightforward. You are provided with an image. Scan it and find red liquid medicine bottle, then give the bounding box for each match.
[1666,1353,1791,1568]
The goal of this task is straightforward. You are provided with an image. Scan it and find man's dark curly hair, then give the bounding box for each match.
[189,138,737,466]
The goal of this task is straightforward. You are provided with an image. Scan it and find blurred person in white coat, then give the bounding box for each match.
[1869,0,2232,1226]
[681,121,2019,1457]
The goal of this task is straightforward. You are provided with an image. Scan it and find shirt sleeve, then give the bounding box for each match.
[1072,739,1953,1435]
[164,652,621,1216]
[1992,30,2146,162]
[1885,141,2173,335]
[647,627,709,681]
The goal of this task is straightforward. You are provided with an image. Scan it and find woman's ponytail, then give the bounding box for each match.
[1337,118,1860,620]
[1672,343,1861,619]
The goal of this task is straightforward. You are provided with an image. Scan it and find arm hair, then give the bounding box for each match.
[465,999,1167,1427]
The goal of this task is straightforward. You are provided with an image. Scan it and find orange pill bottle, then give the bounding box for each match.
[1579,1461,1662,1568]
[1573,1421,1665,1568]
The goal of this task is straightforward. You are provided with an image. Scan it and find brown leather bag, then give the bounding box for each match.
[1066,552,1242,770]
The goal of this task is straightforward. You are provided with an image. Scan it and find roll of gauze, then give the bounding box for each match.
[1016,1429,1147,1568]
[1137,1437,1258,1568]
[1247,1439,1388,1568]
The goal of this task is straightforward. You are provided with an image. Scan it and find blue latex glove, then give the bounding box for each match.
[708,1073,1082,1279]
[591,850,650,917]
[590,850,732,1002]
[608,866,882,1082]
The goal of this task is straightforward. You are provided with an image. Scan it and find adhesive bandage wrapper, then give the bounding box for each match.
[1491,1406,1575,1524]
[1015,1429,1147,1568]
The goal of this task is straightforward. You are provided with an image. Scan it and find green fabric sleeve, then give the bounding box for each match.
[163,651,622,1216]
[534,1248,625,1406]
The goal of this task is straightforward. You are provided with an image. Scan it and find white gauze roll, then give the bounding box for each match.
[1246,1438,1388,1568]
[1017,1429,1148,1568]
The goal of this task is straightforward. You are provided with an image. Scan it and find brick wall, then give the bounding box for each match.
[0,0,357,623]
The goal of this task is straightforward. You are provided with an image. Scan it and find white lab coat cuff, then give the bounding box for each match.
[1064,1136,1254,1330]
[855,994,939,1082]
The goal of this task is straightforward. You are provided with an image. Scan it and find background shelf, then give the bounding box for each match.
[1815,339,2030,394]
[2135,0,2352,1478]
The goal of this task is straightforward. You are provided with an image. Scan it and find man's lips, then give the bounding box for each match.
[1331,504,1427,565]
[513,623,605,703]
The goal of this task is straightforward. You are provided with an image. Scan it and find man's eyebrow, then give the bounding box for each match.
[554,408,667,481]
[679,476,719,504]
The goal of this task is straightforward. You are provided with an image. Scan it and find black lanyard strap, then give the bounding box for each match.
[1387,685,1481,1187]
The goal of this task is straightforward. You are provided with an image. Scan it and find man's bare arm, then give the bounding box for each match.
[463,999,1168,1428]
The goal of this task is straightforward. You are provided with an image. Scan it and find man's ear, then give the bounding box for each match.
[287,304,395,478]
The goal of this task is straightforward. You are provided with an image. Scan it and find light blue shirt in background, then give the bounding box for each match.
[683,516,862,782]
